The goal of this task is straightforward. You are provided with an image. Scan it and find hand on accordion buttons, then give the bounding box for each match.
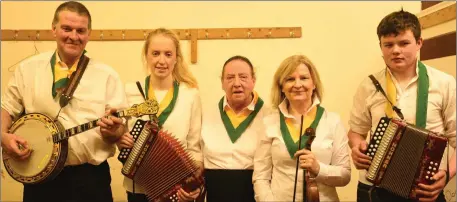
[294,149,320,176]
[177,187,201,202]
[97,108,124,143]
[351,141,371,170]
[415,169,447,202]
[116,132,134,150]
[1,132,32,161]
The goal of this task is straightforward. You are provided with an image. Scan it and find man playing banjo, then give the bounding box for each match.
[1,1,128,202]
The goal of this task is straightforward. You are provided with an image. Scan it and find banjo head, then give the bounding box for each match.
[3,113,65,184]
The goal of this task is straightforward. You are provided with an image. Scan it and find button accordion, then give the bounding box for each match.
[365,117,448,199]
[118,119,204,202]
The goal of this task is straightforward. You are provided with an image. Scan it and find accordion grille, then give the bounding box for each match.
[379,125,428,198]
[366,121,398,181]
[133,130,200,201]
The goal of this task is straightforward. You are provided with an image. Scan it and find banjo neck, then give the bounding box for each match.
[52,111,122,143]
[52,99,159,143]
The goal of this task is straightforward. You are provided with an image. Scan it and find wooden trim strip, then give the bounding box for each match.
[0,27,302,41]
[420,31,456,61]
[419,2,456,29]
[422,1,442,10]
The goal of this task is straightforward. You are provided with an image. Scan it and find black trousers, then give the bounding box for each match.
[204,169,255,202]
[357,182,446,202]
[127,191,148,202]
[23,161,113,202]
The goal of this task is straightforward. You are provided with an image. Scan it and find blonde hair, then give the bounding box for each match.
[142,28,198,88]
[271,55,323,109]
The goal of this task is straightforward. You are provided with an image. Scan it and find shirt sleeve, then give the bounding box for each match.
[105,71,128,112]
[439,76,456,171]
[315,115,351,187]
[348,77,374,137]
[252,124,275,201]
[442,77,456,148]
[1,63,26,119]
[186,90,203,163]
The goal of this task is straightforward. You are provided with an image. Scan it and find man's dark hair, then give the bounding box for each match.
[52,1,92,29]
[221,55,255,78]
[377,9,421,42]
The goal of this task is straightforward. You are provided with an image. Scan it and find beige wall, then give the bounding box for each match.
[1,1,423,201]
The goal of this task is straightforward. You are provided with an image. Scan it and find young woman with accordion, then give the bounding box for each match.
[116,28,204,202]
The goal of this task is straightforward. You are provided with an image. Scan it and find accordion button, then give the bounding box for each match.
[435,163,438,166]
[430,161,433,164]
[427,171,430,174]
[433,168,437,171]
[429,166,432,169]
[432,172,435,175]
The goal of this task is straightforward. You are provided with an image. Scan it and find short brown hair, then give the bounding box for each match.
[52,1,92,29]
[377,9,421,42]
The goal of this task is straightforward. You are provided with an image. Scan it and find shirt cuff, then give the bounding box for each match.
[315,161,329,181]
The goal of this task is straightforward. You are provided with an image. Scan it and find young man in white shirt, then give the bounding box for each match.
[348,9,456,202]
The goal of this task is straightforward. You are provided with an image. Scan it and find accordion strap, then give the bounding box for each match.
[368,75,404,120]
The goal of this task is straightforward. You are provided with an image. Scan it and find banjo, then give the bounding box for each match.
[2,99,159,185]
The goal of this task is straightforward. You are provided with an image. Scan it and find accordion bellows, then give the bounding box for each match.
[366,117,447,199]
[119,120,203,202]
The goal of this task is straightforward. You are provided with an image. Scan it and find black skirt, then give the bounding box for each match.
[204,169,255,202]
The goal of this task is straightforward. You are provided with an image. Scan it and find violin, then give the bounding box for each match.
[303,128,320,202]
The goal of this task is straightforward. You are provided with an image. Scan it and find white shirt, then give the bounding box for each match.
[1,51,128,166]
[253,98,351,202]
[122,80,203,193]
[349,63,456,185]
[201,95,267,170]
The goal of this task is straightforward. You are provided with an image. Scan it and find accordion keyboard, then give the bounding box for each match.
[118,119,147,164]
[366,117,389,158]
[366,118,398,182]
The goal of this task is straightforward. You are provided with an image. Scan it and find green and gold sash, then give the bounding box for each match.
[280,105,324,158]
[145,76,179,127]
[219,94,264,143]
[385,61,429,128]
[51,50,87,98]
